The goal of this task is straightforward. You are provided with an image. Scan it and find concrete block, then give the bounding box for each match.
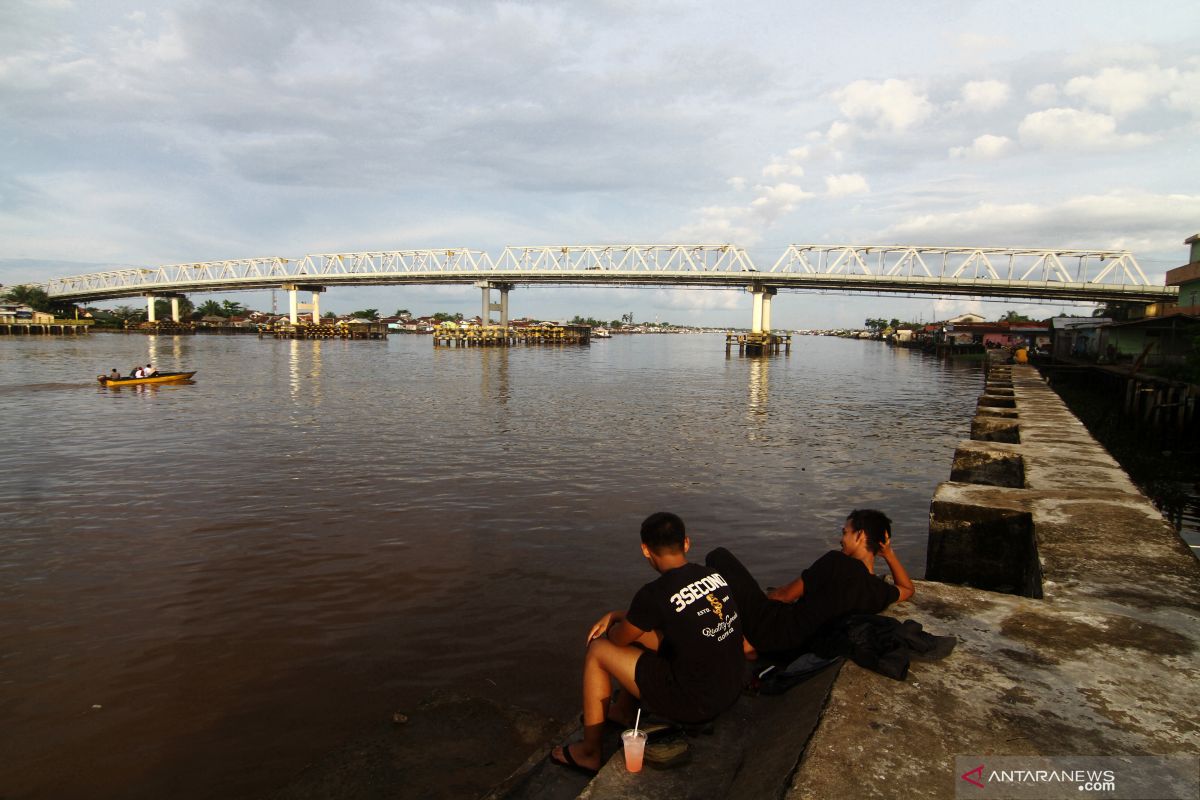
[970,416,1020,443]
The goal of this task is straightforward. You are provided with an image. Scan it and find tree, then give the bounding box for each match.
[197,300,223,317]
[999,310,1033,322]
[394,308,411,319]
[154,296,195,320]
[111,305,144,323]
[323,311,337,320]
[350,309,379,320]
[220,299,246,317]
[2,284,50,310]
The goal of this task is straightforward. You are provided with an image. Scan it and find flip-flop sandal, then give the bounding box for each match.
[549,743,599,777]
[645,740,690,768]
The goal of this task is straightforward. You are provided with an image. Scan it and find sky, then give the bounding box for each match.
[1,0,1198,328]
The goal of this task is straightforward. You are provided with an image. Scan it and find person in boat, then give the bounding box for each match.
[108,369,120,381]
[130,366,144,379]
[704,509,914,659]
[551,512,744,775]
[144,363,157,377]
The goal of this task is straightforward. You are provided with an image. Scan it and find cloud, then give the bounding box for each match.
[831,78,932,134]
[727,176,747,192]
[749,182,815,223]
[1064,66,1172,117]
[953,33,1012,54]
[661,289,743,311]
[1017,108,1153,150]
[949,134,1013,160]
[959,79,1010,111]
[884,191,1200,263]
[824,173,870,197]
[1027,83,1059,106]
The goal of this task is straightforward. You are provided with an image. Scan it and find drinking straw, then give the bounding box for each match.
[634,708,641,735]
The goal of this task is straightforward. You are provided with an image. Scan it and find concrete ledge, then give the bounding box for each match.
[786,581,1200,800]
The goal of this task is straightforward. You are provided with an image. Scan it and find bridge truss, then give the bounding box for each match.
[42,244,1174,305]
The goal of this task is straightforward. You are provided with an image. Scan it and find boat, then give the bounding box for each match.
[593,328,612,339]
[97,371,197,387]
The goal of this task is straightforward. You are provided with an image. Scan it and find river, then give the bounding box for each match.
[0,332,982,798]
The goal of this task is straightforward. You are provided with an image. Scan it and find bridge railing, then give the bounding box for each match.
[492,245,755,272]
[769,245,1150,285]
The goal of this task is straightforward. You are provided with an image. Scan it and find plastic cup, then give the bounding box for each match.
[621,729,647,773]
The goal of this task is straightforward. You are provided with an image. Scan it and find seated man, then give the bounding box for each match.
[706,509,914,658]
[144,363,157,377]
[552,512,744,775]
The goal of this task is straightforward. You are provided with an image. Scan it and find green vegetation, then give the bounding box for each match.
[998,310,1033,322]
[349,308,379,320]
[2,283,76,317]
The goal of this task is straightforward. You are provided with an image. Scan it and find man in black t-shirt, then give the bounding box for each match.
[551,512,744,776]
[706,508,915,657]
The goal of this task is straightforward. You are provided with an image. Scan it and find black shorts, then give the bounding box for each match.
[634,652,713,724]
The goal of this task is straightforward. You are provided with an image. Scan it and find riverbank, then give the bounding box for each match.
[477,362,1200,799]
[1036,362,1200,545]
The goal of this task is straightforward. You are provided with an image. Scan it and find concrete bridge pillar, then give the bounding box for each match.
[283,284,326,325]
[145,295,157,323]
[747,284,777,334]
[476,281,513,329]
[170,297,180,323]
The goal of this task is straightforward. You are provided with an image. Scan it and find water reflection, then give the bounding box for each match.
[480,347,510,406]
[746,356,770,440]
[288,339,323,407]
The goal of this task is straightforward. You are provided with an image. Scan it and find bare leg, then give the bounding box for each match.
[552,638,643,772]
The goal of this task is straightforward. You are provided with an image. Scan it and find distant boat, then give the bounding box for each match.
[593,328,612,339]
[97,371,197,387]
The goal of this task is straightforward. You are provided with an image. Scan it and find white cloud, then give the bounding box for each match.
[762,160,804,179]
[953,33,1012,54]
[885,191,1200,258]
[949,134,1013,160]
[1027,83,1059,106]
[727,176,747,192]
[831,78,932,133]
[824,173,869,197]
[959,79,1010,111]
[749,182,814,222]
[1064,66,1171,117]
[1017,108,1153,150]
[1166,66,1200,113]
[662,289,743,311]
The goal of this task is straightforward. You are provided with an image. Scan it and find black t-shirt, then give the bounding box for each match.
[626,563,744,705]
[788,550,899,643]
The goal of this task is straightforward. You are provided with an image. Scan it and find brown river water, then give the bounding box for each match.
[1,332,983,798]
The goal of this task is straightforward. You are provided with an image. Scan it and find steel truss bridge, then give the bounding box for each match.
[43,244,1173,306]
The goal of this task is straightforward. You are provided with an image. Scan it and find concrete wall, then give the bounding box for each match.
[787,363,1200,799]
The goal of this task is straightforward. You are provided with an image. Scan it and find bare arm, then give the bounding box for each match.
[878,539,915,603]
[767,576,805,602]
[586,610,646,647]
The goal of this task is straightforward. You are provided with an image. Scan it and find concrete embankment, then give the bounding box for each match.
[488,363,1200,800]
[790,362,1200,798]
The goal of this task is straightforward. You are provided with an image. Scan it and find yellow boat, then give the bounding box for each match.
[97,371,197,387]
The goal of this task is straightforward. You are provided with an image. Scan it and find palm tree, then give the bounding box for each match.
[220,299,246,317]
[197,300,223,317]
[2,284,52,311]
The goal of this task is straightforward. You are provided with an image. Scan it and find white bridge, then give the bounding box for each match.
[42,243,1174,329]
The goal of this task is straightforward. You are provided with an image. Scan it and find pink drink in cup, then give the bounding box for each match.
[621,729,647,772]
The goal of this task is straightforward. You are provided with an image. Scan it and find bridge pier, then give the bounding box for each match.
[283,284,325,325]
[476,281,513,331]
[733,284,788,356]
